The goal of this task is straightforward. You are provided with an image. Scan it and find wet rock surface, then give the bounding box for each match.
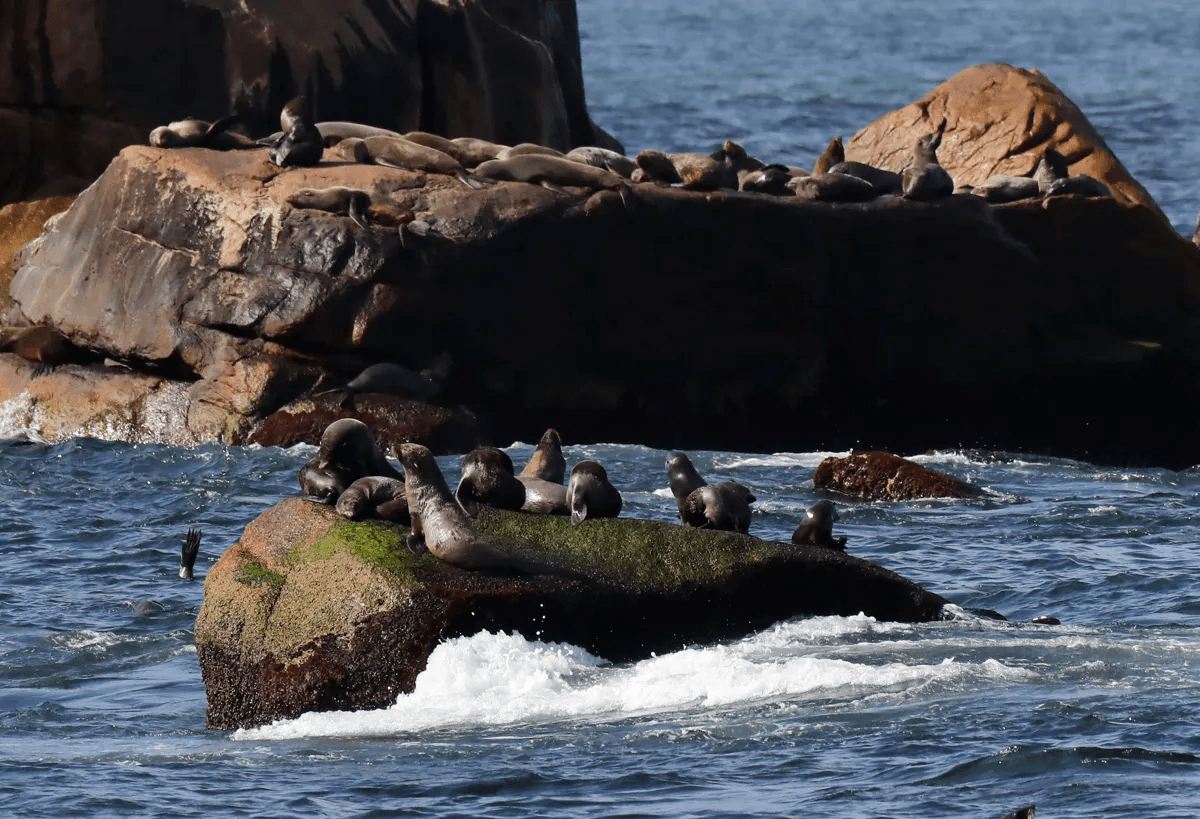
[814,451,983,502]
[196,497,951,730]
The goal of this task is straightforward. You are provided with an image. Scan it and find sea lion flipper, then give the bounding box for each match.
[569,500,588,526]
[348,196,370,231]
[405,532,429,557]
[539,180,573,196]
[202,113,241,145]
[179,528,202,580]
[455,170,492,190]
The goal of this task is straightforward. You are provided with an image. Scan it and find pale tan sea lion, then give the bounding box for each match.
[520,428,566,484]
[149,115,258,150]
[566,460,623,525]
[472,155,628,194]
[565,147,639,179]
[496,143,566,160]
[1034,147,1112,198]
[286,187,371,229]
[973,175,1041,203]
[353,136,486,188]
[450,137,508,166]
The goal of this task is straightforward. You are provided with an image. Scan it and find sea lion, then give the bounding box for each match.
[565,146,639,179]
[665,452,755,533]
[1034,147,1112,198]
[179,528,201,580]
[1193,213,1200,248]
[827,161,902,195]
[739,164,795,196]
[351,135,487,189]
[791,500,847,550]
[455,447,526,516]
[496,143,566,160]
[269,96,324,168]
[317,353,452,410]
[472,155,628,194]
[450,137,508,166]
[901,130,954,201]
[788,172,877,202]
[812,136,844,176]
[0,324,97,371]
[402,131,481,167]
[335,476,410,523]
[520,428,566,484]
[298,418,402,503]
[286,186,371,230]
[149,114,257,150]
[517,477,569,515]
[258,121,402,147]
[672,140,761,190]
[633,150,683,185]
[1000,806,1035,819]
[396,442,573,575]
[566,460,623,525]
[973,175,1041,203]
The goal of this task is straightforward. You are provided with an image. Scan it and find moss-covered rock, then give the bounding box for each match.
[196,497,951,730]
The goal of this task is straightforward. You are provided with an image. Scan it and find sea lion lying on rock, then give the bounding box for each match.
[298,418,402,503]
[455,447,526,516]
[336,476,410,524]
[566,460,623,525]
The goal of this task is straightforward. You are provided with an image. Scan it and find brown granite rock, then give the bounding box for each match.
[0,196,76,315]
[0,0,618,207]
[846,62,1166,221]
[197,496,952,729]
[814,451,982,502]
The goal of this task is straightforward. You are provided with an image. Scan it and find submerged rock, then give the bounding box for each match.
[195,497,950,729]
[814,451,982,501]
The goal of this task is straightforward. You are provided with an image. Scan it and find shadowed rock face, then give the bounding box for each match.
[814,452,982,502]
[0,0,617,206]
[195,497,951,730]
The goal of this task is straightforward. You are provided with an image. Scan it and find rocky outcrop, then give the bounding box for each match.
[846,62,1165,221]
[196,497,951,729]
[0,0,617,206]
[814,452,982,502]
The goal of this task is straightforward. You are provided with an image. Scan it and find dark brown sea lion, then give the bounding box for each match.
[788,172,877,202]
[520,428,566,484]
[738,164,795,196]
[336,476,410,523]
[791,500,847,551]
[1,324,96,370]
[565,147,639,179]
[566,460,623,525]
[812,136,845,176]
[455,447,526,516]
[827,161,902,194]
[298,418,402,503]
[179,528,201,580]
[286,186,371,230]
[1034,148,1112,198]
[901,130,954,201]
[317,353,452,411]
[396,443,574,575]
[664,452,755,533]
[633,150,683,184]
[269,96,324,168]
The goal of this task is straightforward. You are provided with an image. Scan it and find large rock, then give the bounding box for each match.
[196,497,951,729]
[846,62,1166,221]
[814,451,982,502]
[0,0,617,206]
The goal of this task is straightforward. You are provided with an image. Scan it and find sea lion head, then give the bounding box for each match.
[665,452,706,503]
[455,446,520,516]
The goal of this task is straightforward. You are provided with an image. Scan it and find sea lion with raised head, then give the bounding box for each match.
[791,500,847,550]
[812,136,844,176]
[566,460,623,525]
[901,130,954,200]
[317,353,452,411]
[1034,147,1112,198]
[298,418,402,503]
[565,146,639,179]
[788,172,877,202]
[269,96,324,168]
[520,428,566,484]
[336,476,410,523]
[286,186,371,230]
[179,528,201,580]
[455,447,526,516]
[397,443,576,576]
[665,452,755,533]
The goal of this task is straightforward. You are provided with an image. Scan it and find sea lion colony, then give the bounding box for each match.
[148,97,1116,228]
[295,420,852,578]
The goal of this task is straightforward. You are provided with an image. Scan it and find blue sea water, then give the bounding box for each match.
[4,1,1200,816]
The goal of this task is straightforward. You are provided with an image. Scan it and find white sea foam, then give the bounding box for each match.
[716,452,850,469]
[235,623,1037,742]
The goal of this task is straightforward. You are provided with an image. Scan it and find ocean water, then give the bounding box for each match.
[5,1,1200,816]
